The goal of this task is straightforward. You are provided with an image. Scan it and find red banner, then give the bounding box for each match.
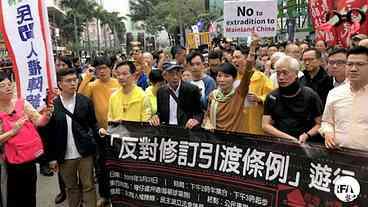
[308,0,368,47]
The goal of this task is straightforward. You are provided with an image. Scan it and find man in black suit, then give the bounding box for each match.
[150,63,203,128]
[46,68,100,207]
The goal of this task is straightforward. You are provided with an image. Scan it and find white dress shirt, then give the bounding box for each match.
[320,82,353,147]
[348,84,368,151]
[60,93,81,160]
[169,83,180,125]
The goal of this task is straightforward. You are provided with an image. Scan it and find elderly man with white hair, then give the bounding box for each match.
[262,56,323,143]
[268,52,303,88]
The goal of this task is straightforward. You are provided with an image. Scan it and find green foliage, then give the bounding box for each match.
[59,0,126,49]
[129,0,220,35]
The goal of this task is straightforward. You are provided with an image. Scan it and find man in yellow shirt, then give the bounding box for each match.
[108,61,151,122]
[77,56,119,207]
[233,47,274,135]
[78,56,120,129]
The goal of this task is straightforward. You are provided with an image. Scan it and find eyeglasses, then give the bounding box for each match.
[328,60,346,66]
[346,62,368,68]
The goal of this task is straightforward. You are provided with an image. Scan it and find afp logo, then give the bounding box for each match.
[334,176,360,202]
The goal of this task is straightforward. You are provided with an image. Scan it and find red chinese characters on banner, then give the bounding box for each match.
[308,0,368,47]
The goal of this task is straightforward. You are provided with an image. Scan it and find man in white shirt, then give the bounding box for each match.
[319,82,353,149]
[346,46,368,151]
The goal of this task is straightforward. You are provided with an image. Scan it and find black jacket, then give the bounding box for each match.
[156,81,203,127]
[45,94,99,163]
[300,67,333,107]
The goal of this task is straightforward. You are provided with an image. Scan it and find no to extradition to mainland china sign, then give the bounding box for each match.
[224,0,277,38]
[105,121,368,207]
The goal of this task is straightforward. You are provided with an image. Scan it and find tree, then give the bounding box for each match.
[129,0,210,44]
[59,0,126,55]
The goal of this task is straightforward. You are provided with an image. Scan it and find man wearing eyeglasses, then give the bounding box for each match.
[327,48,348,88]
[300,48,334,107]
[320,48,351,149]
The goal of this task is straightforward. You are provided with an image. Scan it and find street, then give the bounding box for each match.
[37,166,67,207]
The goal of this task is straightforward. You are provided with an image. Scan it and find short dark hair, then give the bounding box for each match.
[57,68,77,82]
[208,50,222,60]
[235,45,250,56]
[187,51,205,65]
[303,48,322,59]
[149,69,164,84]
[115,61,136,74]
[72,57,80,64]
[93,56,111,68]
[58,56,73,68]
[171,45,186,57]
[0,71,10,82]
[347,46,368,58]
[216,62,237,79]
[328,48,348,57]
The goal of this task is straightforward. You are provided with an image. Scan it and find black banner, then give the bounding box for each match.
[105,121,368,207]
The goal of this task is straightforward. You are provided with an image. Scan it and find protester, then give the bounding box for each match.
[345,46,368,151]
[107,61,151,122]
[207,50,222,80]
[78,56,119,129]
[56,56,73,71]
[268,52,286,87]
[72,57,83,77]
[232,43,274,134]
[143,52,154,74]
[300,48,333,107]
[222,48,234,63]
[327,48,348,87]
[262,56,323,143]
[145,70,165,115]
[172,45,187,66]
[285,44,301,60]
[242,68,273,134]
[149,63,202,128]
[267,45,278,59]
[202,62,253,133]
[46,68,99,207]
[77,56,119,206]
[202,34,259,133]
[187,52,216,109]
[53,56,73,205]
[182,69,193,82]
[299,42,309,53]
[0,71,52,207]
[320,72,352,149]
[134,62,149,90]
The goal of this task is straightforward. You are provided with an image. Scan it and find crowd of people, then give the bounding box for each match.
[0,32,368,207]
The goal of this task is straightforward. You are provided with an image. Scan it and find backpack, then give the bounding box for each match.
[0,99,44,164]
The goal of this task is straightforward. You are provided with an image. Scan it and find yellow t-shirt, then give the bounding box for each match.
[145,86,157,115]
[108,85,151,122]
[78,75,120,129]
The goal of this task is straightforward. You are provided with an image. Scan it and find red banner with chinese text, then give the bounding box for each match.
[308,0,368,47]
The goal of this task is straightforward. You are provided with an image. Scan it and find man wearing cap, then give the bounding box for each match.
[149,63,203,129]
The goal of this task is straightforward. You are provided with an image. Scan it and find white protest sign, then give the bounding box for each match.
[224,0,277,38]
[0,0,57,109]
